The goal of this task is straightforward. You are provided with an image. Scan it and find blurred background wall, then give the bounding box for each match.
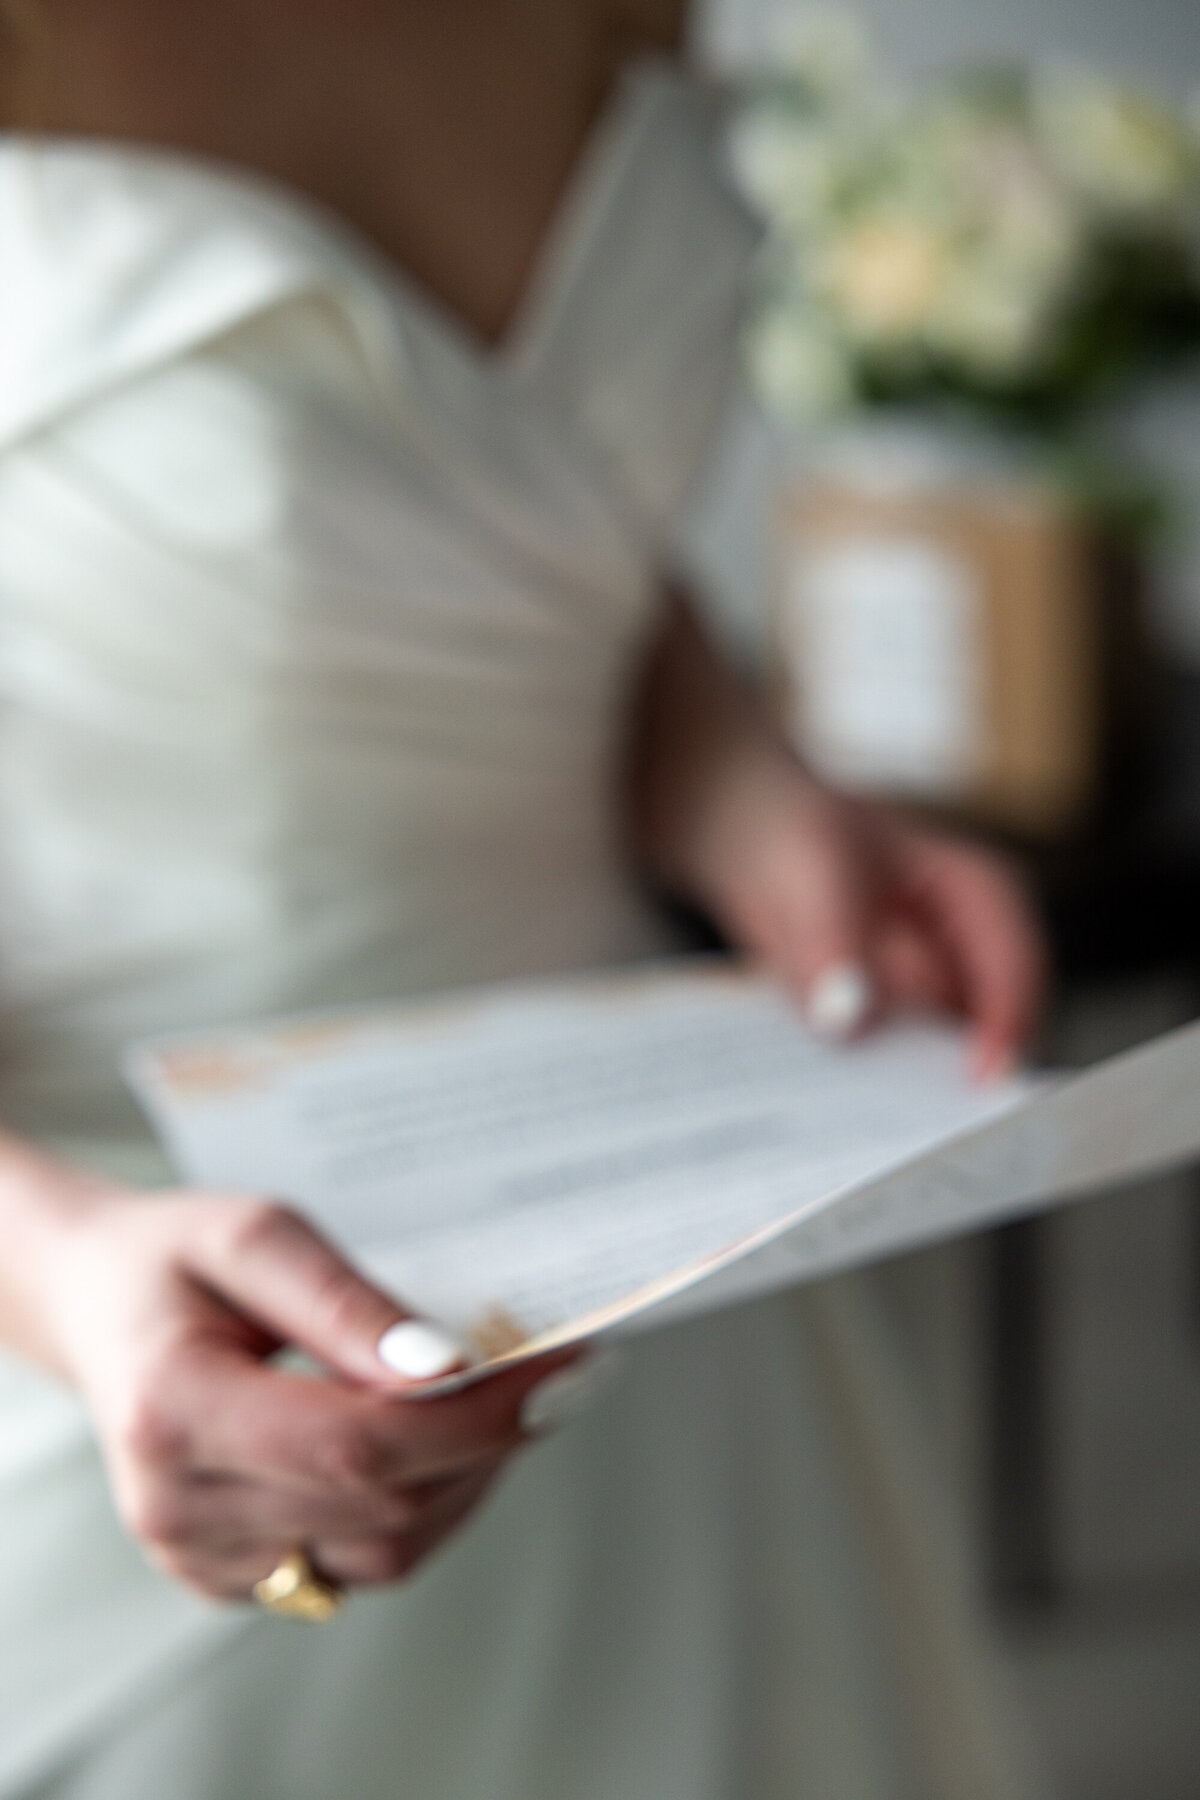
[697,0,1200,95]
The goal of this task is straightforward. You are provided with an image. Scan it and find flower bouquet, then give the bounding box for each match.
[731,26,1200,834]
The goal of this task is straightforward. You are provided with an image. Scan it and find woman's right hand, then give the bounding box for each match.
[10,1163,577,1602]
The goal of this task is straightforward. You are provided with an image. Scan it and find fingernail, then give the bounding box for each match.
[377,1319,466,1381]
[808,963,873,1041]
[519,1350,623,1437]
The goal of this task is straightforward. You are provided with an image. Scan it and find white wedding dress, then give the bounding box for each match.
[0,62,1047,1800]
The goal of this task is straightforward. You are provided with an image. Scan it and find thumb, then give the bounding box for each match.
[183,1197,468,1388]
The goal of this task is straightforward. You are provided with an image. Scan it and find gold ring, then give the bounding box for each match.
[252,1549,344,1623]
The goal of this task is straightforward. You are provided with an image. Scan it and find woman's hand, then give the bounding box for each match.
[702,759,1045,1079]
[4,1154,577,1602]
[633,600,1046,1076]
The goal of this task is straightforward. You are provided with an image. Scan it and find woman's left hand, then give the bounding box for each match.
[707,754,1046,1080]
[634,598,1048,1079]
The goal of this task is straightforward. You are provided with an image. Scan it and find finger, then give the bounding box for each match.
[896,836,1047,1078]
[873,917,962,1017]
[179,1198,465,1388]
[141,1467,493,1599]
[732,798,878,1040]
[119,1465,498,1552]
[145,1536,295,1604]
[313,1471,496,1588]
[142,1341,581,1493]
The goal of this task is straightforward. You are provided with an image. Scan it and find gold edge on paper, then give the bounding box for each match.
[435,1076,1035,1391]
[423,1220,786,1395]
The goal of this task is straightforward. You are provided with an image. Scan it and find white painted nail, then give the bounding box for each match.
[377,1319,465,1381]
[808,963,873,1041]
[519,1351,623,1437]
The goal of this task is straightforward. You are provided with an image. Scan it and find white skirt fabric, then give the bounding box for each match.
[0,64,1046,1799]
[17,1294,1044,1800]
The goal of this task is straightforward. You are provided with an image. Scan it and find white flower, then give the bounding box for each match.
[1037,75,1198,216]
[958,128,1079,270]
[816,215,953,342]
[747,305,853,417]
[733,45,1200,420]
[928,260,1054,378]
[728,112,840,228]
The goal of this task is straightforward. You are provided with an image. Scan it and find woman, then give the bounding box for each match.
[0,3,1046,1796]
